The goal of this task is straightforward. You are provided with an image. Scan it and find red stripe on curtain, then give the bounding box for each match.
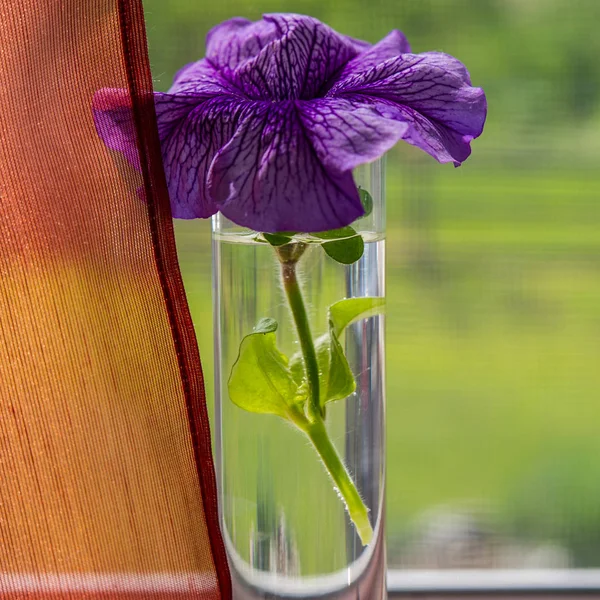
[116,2,231,597]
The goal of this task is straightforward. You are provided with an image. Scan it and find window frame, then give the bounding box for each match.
[388,569,600,597]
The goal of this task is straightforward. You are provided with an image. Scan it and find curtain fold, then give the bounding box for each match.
[0,0,230,597]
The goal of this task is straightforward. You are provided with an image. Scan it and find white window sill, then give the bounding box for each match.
[388,569,600,595]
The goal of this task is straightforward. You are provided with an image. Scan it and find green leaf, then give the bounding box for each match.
[314,226,364,265]
[329,297,386,337]
[322,236,364,265]
[254,317,278,334]
[263,232,293,246]
[228,319,301,418]
[325,329,356,403]
[290,331,355,408]
[289,296,385,408]
[314,226,357,241]
[358,188,374,218]
[289,351,305,387]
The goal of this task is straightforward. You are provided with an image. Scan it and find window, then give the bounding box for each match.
[155,0,600,593]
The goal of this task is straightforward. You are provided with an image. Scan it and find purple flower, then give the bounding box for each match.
[93,14,486,233]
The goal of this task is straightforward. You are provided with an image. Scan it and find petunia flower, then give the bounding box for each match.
[93,13,486,233]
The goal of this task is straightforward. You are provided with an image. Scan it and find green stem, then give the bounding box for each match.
[305,418,373,546]
[276,243,373,546]
[277,245,321,419]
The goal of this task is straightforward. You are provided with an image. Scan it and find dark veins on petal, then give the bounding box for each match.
[329,52,487,164]
[298,96,409,172]
[332,29,411,84]
[206,17,280,70]
[158,94,253,219]
[208,101,364,233]
[231,14,360,101]
[169,58,238,97]
[93,13,487,231]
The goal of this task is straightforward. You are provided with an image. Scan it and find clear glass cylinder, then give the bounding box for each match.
[212,160,386,599]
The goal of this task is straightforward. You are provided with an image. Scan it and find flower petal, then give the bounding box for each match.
[92,89,201,173]
[298,97,409,172]
[154,92,202,142]
[232,14,360,101]
[93,88,252,219]
[206,17,279,69]
[345,35,371,54]
[92,88,140,172]
[330,52,487,165]
[335,30,411,82]
[159,95,251,219]
[169,58,237,96]
[368,97,480,164]
[207,102,363,233]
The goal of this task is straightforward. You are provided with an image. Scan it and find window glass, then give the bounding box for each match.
[145,0,600,570]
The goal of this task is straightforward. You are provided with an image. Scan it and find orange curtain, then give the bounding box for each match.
[0,1,230,598]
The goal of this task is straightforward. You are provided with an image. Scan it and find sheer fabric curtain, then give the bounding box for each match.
[0,1,230,597]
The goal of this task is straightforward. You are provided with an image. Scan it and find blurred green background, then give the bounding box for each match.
[143,0,600,568]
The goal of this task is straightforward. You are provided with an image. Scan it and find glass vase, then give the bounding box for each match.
[212,159,386,599]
